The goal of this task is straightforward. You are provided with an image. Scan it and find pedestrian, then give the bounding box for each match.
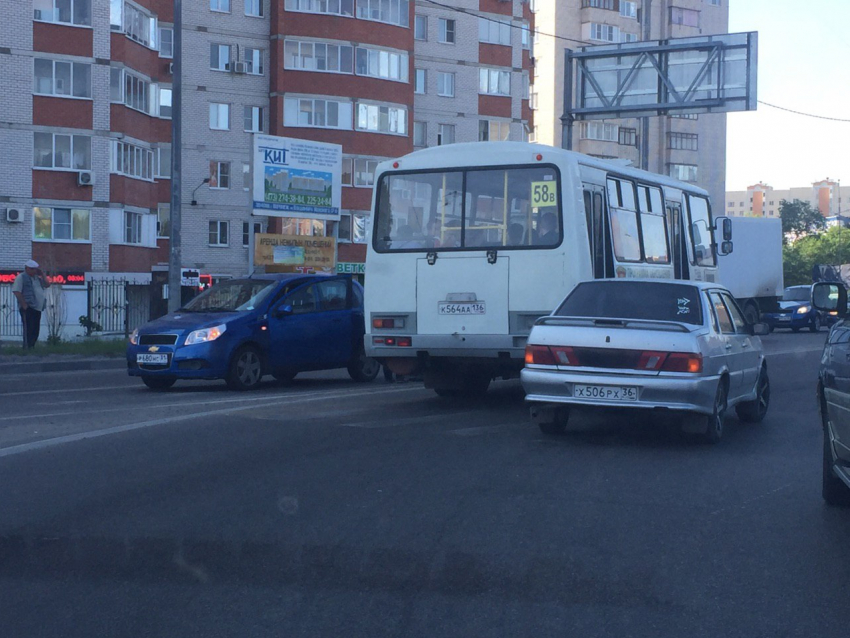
[12,259,50,349]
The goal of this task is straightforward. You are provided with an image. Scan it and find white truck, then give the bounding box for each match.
[717,216,784,324]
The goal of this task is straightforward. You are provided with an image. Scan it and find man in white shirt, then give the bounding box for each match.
[11,259,50,349]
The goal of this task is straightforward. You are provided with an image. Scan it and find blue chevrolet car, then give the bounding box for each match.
[761,285,834,333]
[127,274,379,390]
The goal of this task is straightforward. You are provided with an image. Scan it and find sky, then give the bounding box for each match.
[726,0,850,191]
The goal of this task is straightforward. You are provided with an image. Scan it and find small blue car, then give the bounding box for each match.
[761,285,833,333]
[127,274,379,390]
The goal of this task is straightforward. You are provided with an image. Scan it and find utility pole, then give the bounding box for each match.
[640,0,652,171]
[167,0,183,313]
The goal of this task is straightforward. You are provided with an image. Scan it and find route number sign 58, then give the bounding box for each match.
[531,181,558,207]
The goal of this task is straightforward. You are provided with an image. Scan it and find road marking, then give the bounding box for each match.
[449,422,516,436]
[337,410,478,429]
[0,386,420,459]
[766,347,824,357]
[1,384,132,397]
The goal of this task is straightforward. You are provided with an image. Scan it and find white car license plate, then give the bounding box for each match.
[137,353,168,364]
[778,315,791,322]
[574,384,638,402]
[438,302,485,315]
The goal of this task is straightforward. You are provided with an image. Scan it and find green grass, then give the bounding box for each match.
[0,339,127,357]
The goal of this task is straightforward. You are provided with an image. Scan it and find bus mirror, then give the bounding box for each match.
[715,216,732,241]
[719,240,733,256]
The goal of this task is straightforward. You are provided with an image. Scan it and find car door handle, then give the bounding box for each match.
[742,342,750,348]
[725,343,733,349]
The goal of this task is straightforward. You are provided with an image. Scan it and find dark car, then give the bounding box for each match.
[127,274,379,390]
[761,285,833,333]
[813,282,850,505]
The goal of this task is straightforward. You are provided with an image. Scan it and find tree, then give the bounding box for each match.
[780,198,826,242]
[782,226,850,285]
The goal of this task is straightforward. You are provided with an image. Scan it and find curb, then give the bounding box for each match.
[0,358,126,376]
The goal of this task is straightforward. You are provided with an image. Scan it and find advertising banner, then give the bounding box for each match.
[253,233,336,274]
[252,135,342,220]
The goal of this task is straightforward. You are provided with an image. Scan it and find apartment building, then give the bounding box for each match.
[532,0,729,208]
[0,0,533,286]
[726,179,849,220]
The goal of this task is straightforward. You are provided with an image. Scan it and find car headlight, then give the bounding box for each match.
[796,306,811,314]
[185,324,227,345]
[129,328,139,345]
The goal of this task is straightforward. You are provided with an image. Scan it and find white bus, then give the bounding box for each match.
[364,142,730,396]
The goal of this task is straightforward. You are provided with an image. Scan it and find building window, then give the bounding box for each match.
[414,14,427,40]
[34,0,91,26]
[413,121,426,147]
[356,103,407,135]
[284,40,354,73]
[158,87,172,118]
[354,158,379,187]
[355,47,409,82]
[669,163,698,182]
[618,127,637,146]
[242,221,263,246]
[437,124,455,146]
[210,44,231,71]
[479,120,510,142]
[580,122,618,141]
[439,18,455,43]
[414,68,426,94]
[34,207,90,241]
[122,71,151,113]
[341,157,353,186]
[620,1,637,18]
[587,23,618,42]
[479,16,511,45]
[479,68,511,96]
[620,32,638,43]
[670,7,700,27]
[670,112,698,120]
[245,0,263,17]
[707,0,721,6]
[124,211,143,244]
[209,220,229,246]
[154,146,171,178]
[285,0,354,16]
[284,97,353,130]
[157,203,170,237]
[522,71,530,99]
[111,141,154,181]
[582,0,615,8]
[437,72,455,97]
[33,133,91,170]
[33,59,91,98]
[244,106,264,132]
[243,162,251,190]
[356,0,409,28]
[209,103,230,130]
[338,211,368,243]
[521,21,530,49]
[211,0,231,13]
[668,132,698,150]
[159,27,173,57]
[123,2,158,48]
[209,161,231,189]
[244,48,264,75]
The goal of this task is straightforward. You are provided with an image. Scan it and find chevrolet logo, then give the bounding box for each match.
[148,346,160,353]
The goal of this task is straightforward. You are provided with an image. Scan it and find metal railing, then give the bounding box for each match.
[87,280,151,338]
[0,285,23,339]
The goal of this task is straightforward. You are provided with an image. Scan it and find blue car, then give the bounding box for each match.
[761,285,833,333]
[127,274,379,390]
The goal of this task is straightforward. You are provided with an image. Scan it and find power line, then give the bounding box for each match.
[758,100,850,123]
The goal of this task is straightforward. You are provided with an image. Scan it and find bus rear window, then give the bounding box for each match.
[555,281,703,325]
[373,165,561,252]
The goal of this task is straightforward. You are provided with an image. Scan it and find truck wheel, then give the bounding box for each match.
[743,302,760,325]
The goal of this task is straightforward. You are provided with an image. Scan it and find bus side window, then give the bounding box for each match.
[583,190,593,250]
[607,178,641,263]
[593,191,610,278]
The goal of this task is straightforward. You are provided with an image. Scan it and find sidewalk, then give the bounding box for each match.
[0,355,125,376]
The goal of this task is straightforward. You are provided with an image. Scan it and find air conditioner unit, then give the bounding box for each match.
[5,208,23,223]
[77,171,95,186]
[232,61,248,74]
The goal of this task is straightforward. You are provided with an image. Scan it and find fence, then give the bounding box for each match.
[87,280,151,338]
[0,284,23,339]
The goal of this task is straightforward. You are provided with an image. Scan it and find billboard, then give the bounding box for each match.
[253,233,336,275]
[252,135,342,220]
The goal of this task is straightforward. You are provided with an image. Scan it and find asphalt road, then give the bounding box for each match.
[2,331,849,637]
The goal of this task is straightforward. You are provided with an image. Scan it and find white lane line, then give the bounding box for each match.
[449,422,516,436]
[0,385,421,423]
[337,410,478,429]
[2,384,132,397]
[0,386,418,458]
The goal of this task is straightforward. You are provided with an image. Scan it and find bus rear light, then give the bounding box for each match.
[397,337,412,347]
[373,336,412,347]
[372,317,405,329]
[661,352,703,373]
[525,345,556,365]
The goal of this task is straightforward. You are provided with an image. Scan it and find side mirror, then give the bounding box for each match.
[714,216,732,241]
[749,322,770,336]
[717,240,733,256]
[812,282,847,317]
[274,304,294,319]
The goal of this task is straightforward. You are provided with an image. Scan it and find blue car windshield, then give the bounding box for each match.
[182,280,276,312]
[782,287,810,302]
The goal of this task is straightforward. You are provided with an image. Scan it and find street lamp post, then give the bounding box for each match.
[167,0,183,313]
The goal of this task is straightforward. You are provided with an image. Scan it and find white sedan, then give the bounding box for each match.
[521,279,771,443]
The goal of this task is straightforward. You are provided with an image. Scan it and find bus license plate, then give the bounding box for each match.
[574,384,638,402]
[137,353,168,365]
[438,302,485,315]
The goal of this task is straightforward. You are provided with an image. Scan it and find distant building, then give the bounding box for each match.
[725,180,848,220]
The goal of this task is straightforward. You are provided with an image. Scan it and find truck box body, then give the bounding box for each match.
[717,217,784,311]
